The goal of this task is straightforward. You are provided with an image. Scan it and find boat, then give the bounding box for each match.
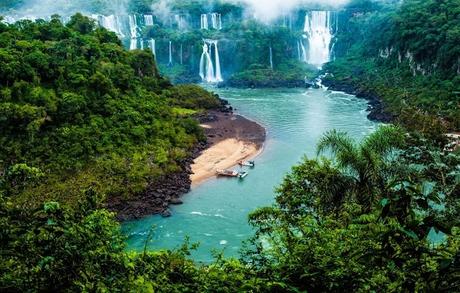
[238,160,255,167]
[216,169,239,177]
[238,171,249,179]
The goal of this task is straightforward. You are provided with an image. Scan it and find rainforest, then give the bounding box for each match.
[0,0,459,292]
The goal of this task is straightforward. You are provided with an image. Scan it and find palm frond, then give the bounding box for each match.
[363,125,405,157]
[317,129,360,171]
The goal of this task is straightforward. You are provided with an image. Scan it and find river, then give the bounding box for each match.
[123,87,378,262]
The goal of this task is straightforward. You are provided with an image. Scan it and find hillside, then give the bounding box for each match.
[323,0,460,130]
[0,14,221,215]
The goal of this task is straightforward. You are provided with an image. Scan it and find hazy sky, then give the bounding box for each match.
[11,0,350,21]
[237,0,350,21]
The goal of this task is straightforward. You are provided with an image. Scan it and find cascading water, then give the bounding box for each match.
[201,13,221,30]
[213,41,223,81]
[91,14,124,37]
[144,15,153,26]
[175,14,186,30]
[149,39,156,60]
[297,40,302,61]
[200,43,214,81]
[269,46,274,69]
[129,15,139,50]
[200,14,208,30]
[303,11,334,67]
[199,40,223,83]
[300,37,308,63]
[168,41,173,66]
[211,13,222,30]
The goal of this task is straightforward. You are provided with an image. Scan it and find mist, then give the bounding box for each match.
[235,0,350,22]
[7,0,128,17]
[7,0,351,22]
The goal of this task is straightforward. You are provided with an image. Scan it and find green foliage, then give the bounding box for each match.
[244,127,460,292]
[0,189,271,292]
[326,0,460,130]
[0,15,219,207]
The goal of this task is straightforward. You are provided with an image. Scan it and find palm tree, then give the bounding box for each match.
[316,125,405,209]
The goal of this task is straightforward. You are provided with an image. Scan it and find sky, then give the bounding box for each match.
[237,0,349,21]
[8,0,350,22]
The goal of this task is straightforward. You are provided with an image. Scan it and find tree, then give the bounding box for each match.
[316,125,405,209]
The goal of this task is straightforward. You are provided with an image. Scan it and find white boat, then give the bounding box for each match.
[238,160,255,167]
[238,171,249,179]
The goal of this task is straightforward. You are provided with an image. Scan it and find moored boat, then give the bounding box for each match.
[238,171,249,179]
[238,160,255,167]
[216,169,239,177]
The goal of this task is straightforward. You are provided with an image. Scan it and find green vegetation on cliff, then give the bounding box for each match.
[0,14,218,209]
[324,0,460,129]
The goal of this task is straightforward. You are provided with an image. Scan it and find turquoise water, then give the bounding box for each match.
[123,87,378,262]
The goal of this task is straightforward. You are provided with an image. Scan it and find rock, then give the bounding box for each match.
[170,198,183,205]
[161,209,172,217]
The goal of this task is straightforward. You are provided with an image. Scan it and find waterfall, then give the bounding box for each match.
[269,46,273,69]
[211,13,222,30]
[144,15,153,26]
[214,41,223,81]
[92,14,124,37]
[130,39,137,51]
[168,41,173,66]
[149,39,156,60]
[201,14,208,30]
[303,11,334,67]
[297,40,302,61]
[300,38,307,63]
[175,14,185,30]
[129,15,139,50]
[199,40,223,83]
[180,44,183,65]
[199,43,214,82]
[202,13,221,30]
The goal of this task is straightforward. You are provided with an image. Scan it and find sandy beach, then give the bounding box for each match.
[191,111,266,186]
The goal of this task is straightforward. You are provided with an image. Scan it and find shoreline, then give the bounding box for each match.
[109,109,266,221]
[191,111,266,186]
[321,78,394,123]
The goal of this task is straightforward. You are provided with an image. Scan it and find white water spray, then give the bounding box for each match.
[211,13,222,30]
[199,40,223,83]
[129,15,139,50]
[168,41,173,66]
[149,39,156,60]
[303,11,334,67]
[201,13,221,30]
[144,15,153,26]
[269,46,274,69]
[200,14,208,30]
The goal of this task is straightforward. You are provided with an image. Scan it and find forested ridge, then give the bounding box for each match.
[324,0,460,130]
[0,14,221,209]
[0,1,459,292]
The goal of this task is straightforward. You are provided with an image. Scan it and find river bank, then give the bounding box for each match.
[191,111,266,185]
[321,77,394,123]
[124,87,378,261]
[108,109,265,221]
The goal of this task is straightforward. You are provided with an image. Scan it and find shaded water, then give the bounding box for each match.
[123,87,377,262]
